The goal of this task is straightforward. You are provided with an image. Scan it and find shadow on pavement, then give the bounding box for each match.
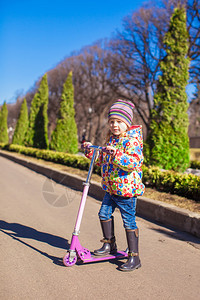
[0,220,128,269]
[0,220,70,266]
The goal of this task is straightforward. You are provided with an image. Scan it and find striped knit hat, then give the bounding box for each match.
[108,100,135,127]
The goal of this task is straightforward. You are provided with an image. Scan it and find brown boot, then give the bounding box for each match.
[94,217,117,256]
[119,228,141,271]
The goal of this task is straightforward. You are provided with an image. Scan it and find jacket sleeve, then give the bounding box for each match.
[112,137,143,171]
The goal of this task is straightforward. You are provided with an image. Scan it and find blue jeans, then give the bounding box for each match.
[98,192,137,230]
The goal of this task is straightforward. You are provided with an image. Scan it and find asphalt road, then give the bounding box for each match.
[0,156,200,300]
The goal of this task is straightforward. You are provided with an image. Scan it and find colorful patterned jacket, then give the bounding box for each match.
[85,125,145,197]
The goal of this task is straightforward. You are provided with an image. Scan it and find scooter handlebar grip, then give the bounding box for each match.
[82,145,114,155]
[82,144,92,150]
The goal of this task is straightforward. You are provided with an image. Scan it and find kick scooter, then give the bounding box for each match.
[63,145,128,267]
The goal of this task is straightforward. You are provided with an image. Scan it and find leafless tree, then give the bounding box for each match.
[188,85,200,137]
[187,0,200,84]
[45,44,118,144]
[71,44,118,144]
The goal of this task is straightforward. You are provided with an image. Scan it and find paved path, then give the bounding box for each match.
[0,156,200,300]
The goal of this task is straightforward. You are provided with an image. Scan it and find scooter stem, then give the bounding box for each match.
[85,149,98,184]
[74,149,98,234]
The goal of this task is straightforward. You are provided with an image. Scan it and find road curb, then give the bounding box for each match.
[1,150,200,238]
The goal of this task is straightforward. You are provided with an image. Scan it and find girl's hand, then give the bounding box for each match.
[106,146,116,157]
[82,142,92,148]
[82,142,93,154]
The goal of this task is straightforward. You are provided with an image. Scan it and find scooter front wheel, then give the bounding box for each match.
[63,252,77,267]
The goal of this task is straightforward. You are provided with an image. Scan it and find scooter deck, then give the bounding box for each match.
[81,251,128,263]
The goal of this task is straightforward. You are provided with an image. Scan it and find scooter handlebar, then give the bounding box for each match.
[83,144,114,155]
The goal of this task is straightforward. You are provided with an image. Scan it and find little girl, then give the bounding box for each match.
[83,99,145,272]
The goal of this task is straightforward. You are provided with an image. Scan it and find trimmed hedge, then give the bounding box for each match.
[1,143,90,170]
[142,165,200,202]
[0,143,199,202]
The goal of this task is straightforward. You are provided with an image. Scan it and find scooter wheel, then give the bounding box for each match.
[63,253,77,267]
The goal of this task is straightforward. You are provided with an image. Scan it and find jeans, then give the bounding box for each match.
[98,192,137,230]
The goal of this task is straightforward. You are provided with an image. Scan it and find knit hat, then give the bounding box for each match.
[108,100,135,127]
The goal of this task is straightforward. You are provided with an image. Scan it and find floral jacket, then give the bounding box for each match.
[85,125,145,197]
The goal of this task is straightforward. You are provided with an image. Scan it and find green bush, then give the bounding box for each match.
[12,98,28,145]
[0,102,9,144]
[25,74,49,149]
[50,71,78,153]
[148,7,190,172]
[5,144,90,169]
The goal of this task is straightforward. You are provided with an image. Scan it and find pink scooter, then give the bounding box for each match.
[63,145,128,267]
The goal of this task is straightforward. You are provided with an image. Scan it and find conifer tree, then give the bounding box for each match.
[25,74,49,149]
[148,6,190,172]
[12,98,28,145]
[0,102,9,144]
[50,71,78,153]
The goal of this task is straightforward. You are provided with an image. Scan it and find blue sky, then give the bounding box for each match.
[0,0,148,105]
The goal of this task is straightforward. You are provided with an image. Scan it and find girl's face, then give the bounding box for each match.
[108,118,128,136]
